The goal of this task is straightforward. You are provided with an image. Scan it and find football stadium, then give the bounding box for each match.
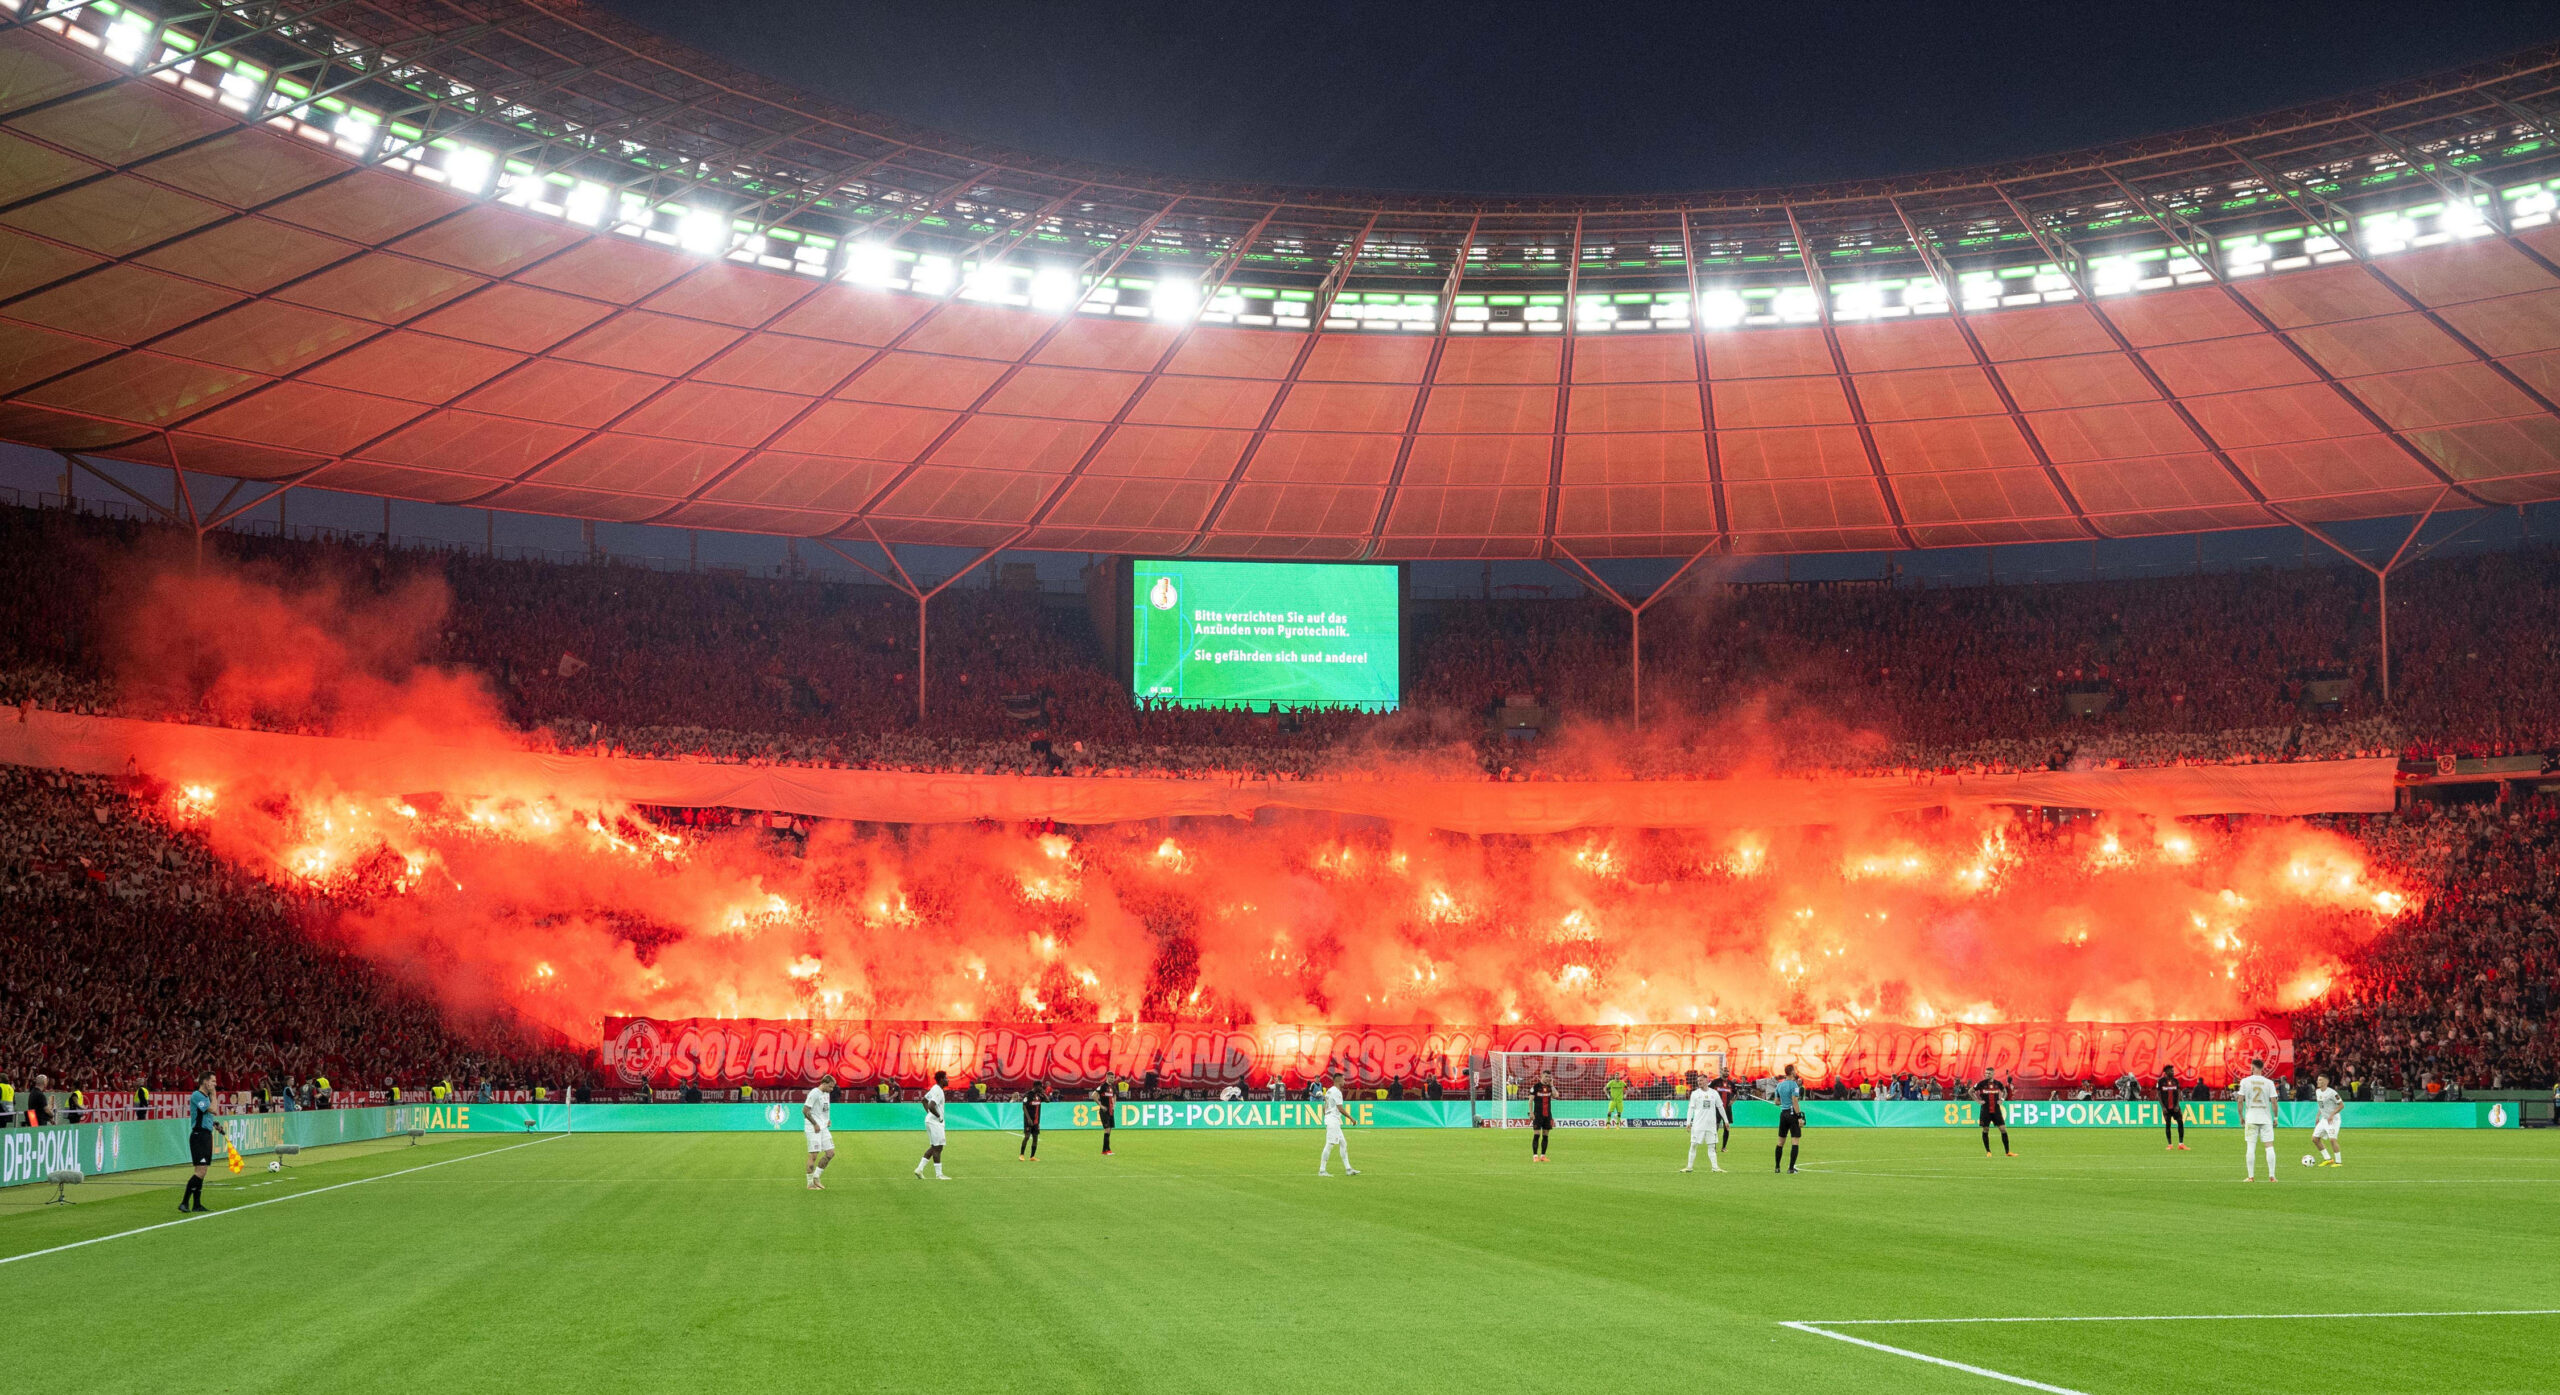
[5,2,2560,1391]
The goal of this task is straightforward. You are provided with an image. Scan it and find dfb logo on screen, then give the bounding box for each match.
[2488,1104,2508,1128]
[765,1104,790,1129]
[1150,577,1178,610]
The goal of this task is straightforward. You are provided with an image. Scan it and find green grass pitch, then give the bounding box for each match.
[4,1125,2555,1394]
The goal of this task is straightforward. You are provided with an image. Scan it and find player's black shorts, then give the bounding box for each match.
[1098,1108,1114,1128]
[1532,1110,1553,1130]
[189,1127,213,1166]
[1777,1107,1804,1138]
[1022,1120,1040,1134]
[2161,1100,2183,1120]
[1979,1104,2006,1127]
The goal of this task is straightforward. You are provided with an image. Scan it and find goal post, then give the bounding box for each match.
[1480,1050,1727,1127]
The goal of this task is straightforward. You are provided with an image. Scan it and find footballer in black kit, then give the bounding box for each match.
[1096,1080,1116,1156]
[1528,1072,1556,1161]
[2157,1064,2189,1149]
[1018,1083,1043,1161]
[1974,1070,2015,1157]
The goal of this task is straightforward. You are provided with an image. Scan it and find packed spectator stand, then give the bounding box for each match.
[2,501,2557,1103]
[3,503,2557,779]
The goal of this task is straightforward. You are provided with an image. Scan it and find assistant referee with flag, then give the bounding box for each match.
[182,1073,228,1212]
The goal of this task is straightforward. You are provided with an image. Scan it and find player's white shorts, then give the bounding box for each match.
[804,1127,834,1153]
[1689,1120,1716,1144]
[2312,1119,2340,1142]
[1324,1123,1345,1145]
[2244,1120,2275,1146]
[926,1120,947,1146]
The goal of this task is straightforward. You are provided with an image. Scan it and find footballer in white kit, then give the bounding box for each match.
[912,1069,950,1180]
[1317,1070,1358,1176]
[802,1080,835,1190]
[2235,1058,2281,1181]
[2310,1074,2345,1167]
[1682,1076,1728,1174]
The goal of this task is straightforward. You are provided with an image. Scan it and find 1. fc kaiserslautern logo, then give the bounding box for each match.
[610,1019,662,1083]
[1149,576,1178,610]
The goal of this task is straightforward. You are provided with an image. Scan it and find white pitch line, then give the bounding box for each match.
[1780,1321,2087,1394]
[0,1132,565,1268]
[1812,1310,2560,1326]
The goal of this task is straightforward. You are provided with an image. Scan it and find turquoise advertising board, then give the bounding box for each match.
[5,1098,2515,1186]
[1477,1097,2512,1130]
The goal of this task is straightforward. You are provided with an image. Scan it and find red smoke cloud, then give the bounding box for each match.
[104,549,2407,1051]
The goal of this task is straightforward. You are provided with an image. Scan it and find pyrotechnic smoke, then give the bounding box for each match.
[109,548,2408,1048]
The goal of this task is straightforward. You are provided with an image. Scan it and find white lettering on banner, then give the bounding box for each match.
[3,1126,87,1186]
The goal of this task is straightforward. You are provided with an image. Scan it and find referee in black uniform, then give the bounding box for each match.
[182,1073,228,1212]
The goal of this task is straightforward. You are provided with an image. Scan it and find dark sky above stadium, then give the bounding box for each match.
[594,1,2560,195]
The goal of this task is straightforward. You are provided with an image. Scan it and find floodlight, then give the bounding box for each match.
[1696,289,1746,328]
[677,207,730,254]
[2441,200,2488,236]
[2091,259,2141,295]
[104,20,148,65]
[842,242,898,286]
[442,144,495,195]
[1152,276,1199,322]
[562,180,609,227]
[910,255,955,295]
[334,110,379,156]
[1834,283,1884,318]
[1029,265,1077,311]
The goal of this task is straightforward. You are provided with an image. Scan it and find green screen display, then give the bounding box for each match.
[1130,560,1400,711]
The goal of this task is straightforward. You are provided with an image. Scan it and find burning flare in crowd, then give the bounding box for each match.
[114,549,2406,1047]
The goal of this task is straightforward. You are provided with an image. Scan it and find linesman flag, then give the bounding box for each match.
[225,1138,244,1174]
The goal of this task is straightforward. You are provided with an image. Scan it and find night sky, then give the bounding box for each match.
[595,1,2560,195]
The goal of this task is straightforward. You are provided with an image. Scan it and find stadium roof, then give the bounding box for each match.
[2,1,2559,559]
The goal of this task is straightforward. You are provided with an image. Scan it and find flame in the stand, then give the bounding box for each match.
[140,758,2410,1046]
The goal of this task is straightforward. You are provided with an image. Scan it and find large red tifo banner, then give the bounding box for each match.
[601,1019,2292,1089]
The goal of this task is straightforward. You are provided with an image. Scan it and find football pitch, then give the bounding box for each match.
[4,1126,2555,1394]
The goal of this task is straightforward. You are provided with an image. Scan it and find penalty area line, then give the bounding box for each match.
[0,1132,567,1268]
[1779,1321,2086,1394]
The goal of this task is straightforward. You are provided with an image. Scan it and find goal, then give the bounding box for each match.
[1480,1050,1727,1127]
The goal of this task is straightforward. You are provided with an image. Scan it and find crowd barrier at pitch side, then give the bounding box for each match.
[1,1099,2523,1187]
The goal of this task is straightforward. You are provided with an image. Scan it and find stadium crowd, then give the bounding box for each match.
[0,766,591,1104]
[2293,797,2560,1095]
[1,758,2552,1099]
[3,503,2559,1099]
[3,504,2559,781]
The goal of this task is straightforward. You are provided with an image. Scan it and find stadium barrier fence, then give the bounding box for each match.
[4,1099,2521,1186]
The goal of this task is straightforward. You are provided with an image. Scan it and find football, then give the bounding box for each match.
[267,1159,281,1172]
[2301,1155,2316,1168]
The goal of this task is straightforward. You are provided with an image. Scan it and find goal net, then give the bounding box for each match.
[1481,1050,1727,1127]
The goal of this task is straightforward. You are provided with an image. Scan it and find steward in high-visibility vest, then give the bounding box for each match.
[0,1080,14,1126]
[67,1088,85,1124]
[738,1084,753,1102]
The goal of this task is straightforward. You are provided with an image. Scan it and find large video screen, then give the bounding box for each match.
[1130,559,1399,711]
